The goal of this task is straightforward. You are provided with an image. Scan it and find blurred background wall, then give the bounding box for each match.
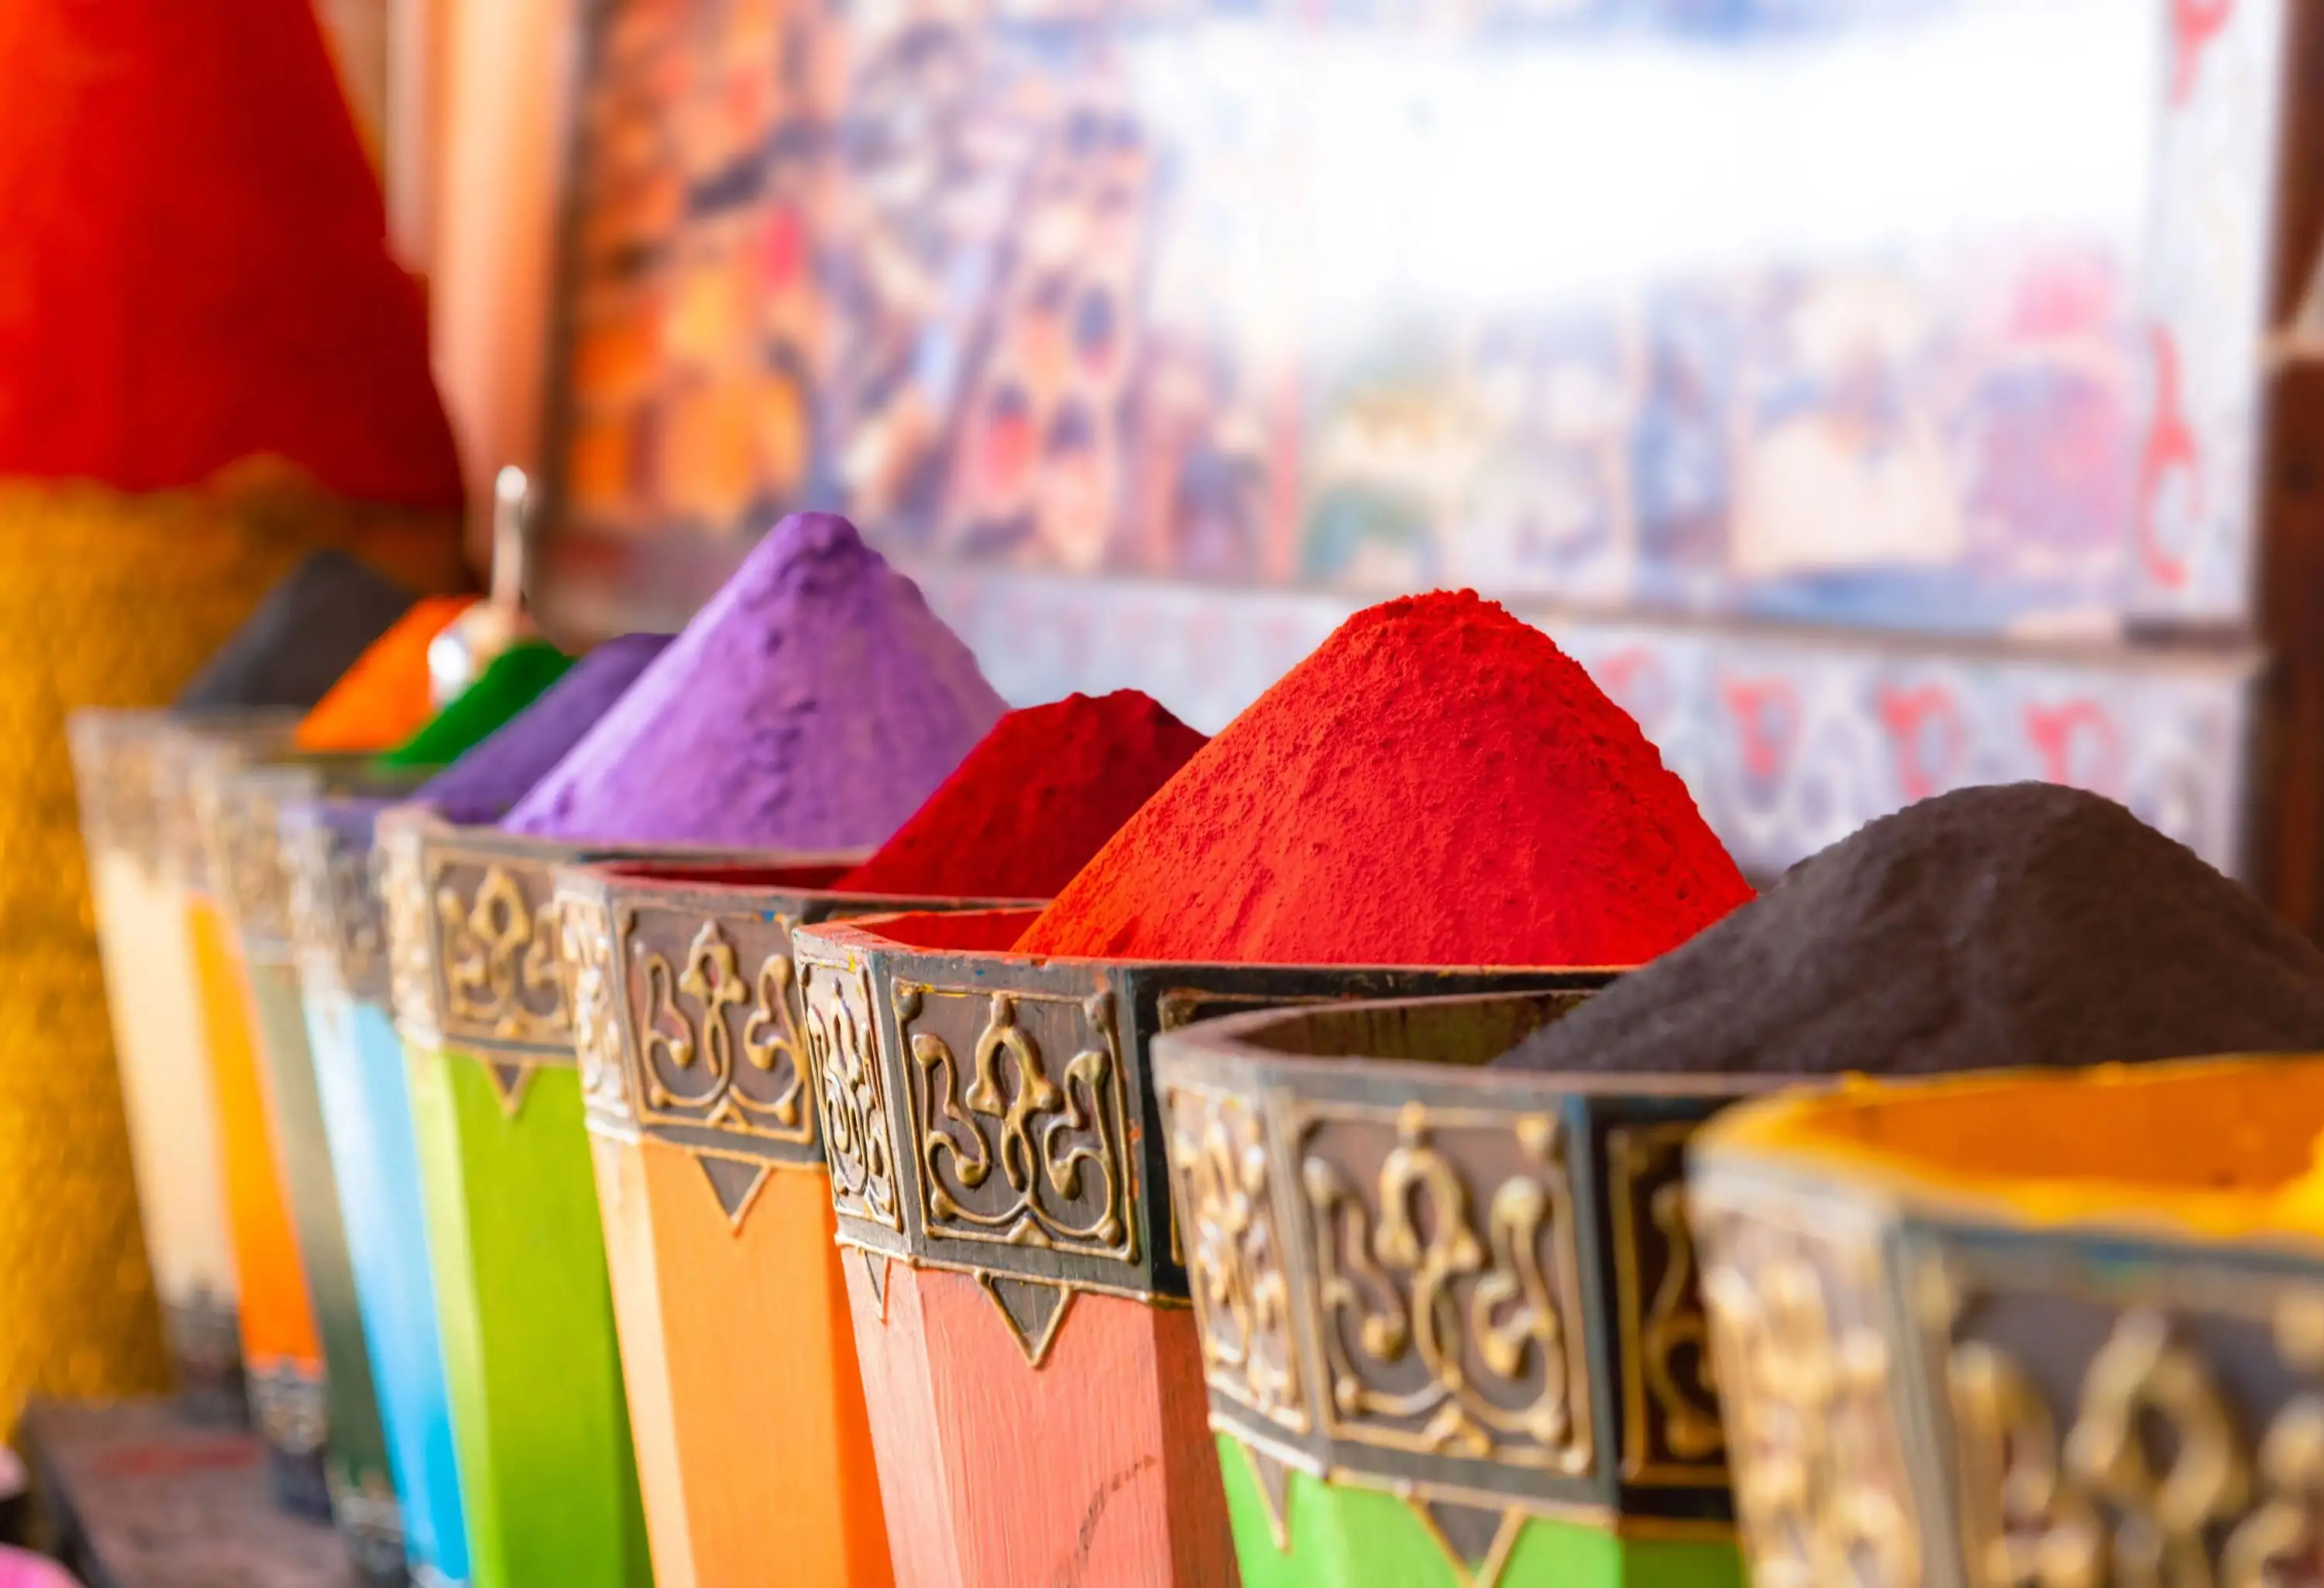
[308,0,2324,922]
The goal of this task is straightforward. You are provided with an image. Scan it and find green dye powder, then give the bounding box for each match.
[381,642,572,769]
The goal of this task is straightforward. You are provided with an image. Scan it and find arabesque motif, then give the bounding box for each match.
[1165,1082,1306,1430]
[799,953,901,1230]
[438,863,569,1045]
[902,987,1135,1263]
[1300,1105,1591,1473]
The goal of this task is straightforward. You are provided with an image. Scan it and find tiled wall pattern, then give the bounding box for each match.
[916,565,2258,878]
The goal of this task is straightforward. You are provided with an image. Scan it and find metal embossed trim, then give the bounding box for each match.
[67,713,168,876]
[1607,1122,1726,1487]
[558,892,635,1138]
[328,1469,407,1576]
[203,769,297,957]
[1692,1173,1921,1588]
[798,946,903,1236]
[1293,1097,1595,1478]
[1164,1080,1308,1435]
[1927,1236,2324,1587]
[384,826,440,1043]
[894,981,1140,1267]
[436,855,570,1051]
[288,816,390,1003]
[627,910,818,1160]
[248,1362,329,1459]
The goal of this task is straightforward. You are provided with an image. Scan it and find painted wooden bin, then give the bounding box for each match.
[376,809,773,1588]
[286,791,472,1588]
[205,753,432,1584]
[1150,992,1762,1588]
[788,909,1609,1588]
[1686,1052,2324,1588]
[549,864,1044,1588]
[171,724,335,1516]
[68,709,292,1421]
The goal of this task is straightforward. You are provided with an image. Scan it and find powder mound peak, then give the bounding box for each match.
[503,512,1006,848]
[175,549,414,710]
[836,690,1208,899]
[1013,591,1749,967]
[1496,781,2324,1076]
[418,633,671,823]
[0,0,462,504]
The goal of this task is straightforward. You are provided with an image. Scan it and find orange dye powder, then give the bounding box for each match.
[294,594,473,751]
[187,897,321,1371]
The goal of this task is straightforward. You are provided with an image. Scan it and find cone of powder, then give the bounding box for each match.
[296,594,476,751]
[504,512,1006,847]
[380,640,572,769]
[176,551,418,710]
[1012,591,1751,968]
[414,634,672,824]
[834,690,1208,897]
[1494,782,2324,1077]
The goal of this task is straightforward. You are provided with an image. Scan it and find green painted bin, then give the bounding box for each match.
[1152,992,1762,1588]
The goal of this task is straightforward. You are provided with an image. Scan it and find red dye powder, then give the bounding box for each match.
[1012,592,1752,967]
[0,0,462,507]
[835,691,1208,897]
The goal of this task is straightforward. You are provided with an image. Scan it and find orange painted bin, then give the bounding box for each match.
[167,721,332,1514]
[552,862,1042,1588]
[789,909,1607,1588]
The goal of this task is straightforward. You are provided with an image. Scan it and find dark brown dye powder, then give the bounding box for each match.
[1496,782,2324,1077]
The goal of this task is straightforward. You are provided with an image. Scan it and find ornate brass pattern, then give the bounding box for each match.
[1297,1102,1592,1474]
[207,774,295,955]
[898,985,1137,1263]
[799,952,901,1231]
[2223,1294,2324,1588]
[632,919,813,1148]
[557,895,632,1127]
[1164,1081,1306,1432]
[383,830,438,1041]
[1950,1311,2249,1588]
[437,862,569,1048]
[1696,1199,1920,1588]
[1937,1263,2324,1588]
[1607,1122,1725,1485]
[288,819,390,1002]
[249,1363,329,1458]
[67,713,169,875]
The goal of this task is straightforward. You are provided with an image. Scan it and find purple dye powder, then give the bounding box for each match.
[502,513,1007,848]
[416,634,672,824]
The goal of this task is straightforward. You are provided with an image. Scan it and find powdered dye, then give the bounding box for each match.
[835,691,1205,898]
[1497,782,2324,1076]
[177,551,415,710]
[382,641,571,770]
[297,596,475,751]
[504,513,1004,848]
[418,634,670,824]
[1014,591,1749,967]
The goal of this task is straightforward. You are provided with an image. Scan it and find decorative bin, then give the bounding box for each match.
[1686,1052,2324,1588]
[377,810,772,1588]
[789,911,1611,1588]
[68,709,292,1420]
[201,751,431,1581]
[1151,992,1756,1588]
[171,722,336,1515]
[287,791,471,1588]
[552,864,1043,1588]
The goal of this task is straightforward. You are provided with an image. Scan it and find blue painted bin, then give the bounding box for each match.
[287,795,471,1588]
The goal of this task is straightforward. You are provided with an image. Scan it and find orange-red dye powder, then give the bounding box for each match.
[835,691,1206,898]
[1012,591,1752,968]
[294,595,473,751]
[0,0,464,508]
